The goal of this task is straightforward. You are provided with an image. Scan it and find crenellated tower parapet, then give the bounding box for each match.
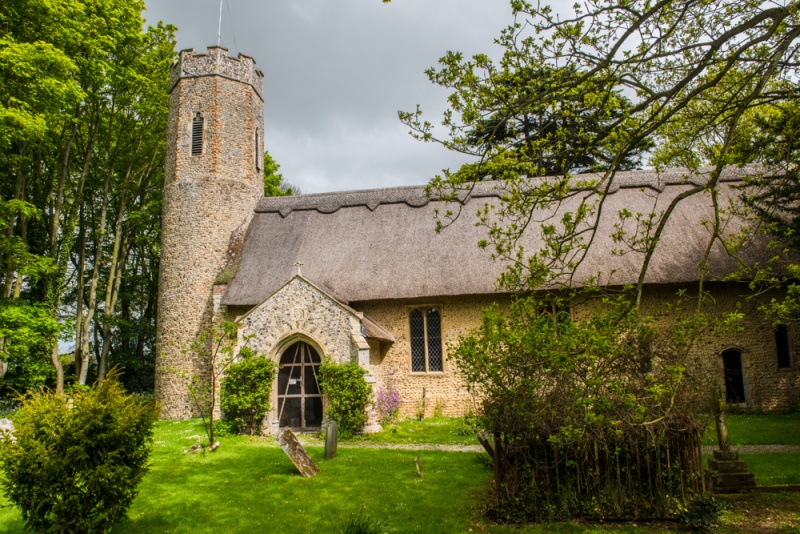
[169,47,264,100]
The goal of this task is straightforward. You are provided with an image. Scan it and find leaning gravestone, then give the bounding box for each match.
[324,420,338,460]
[277,429,320,477]
[475,430,494,458]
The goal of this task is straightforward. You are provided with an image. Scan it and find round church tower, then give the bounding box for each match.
[156,46,264,418]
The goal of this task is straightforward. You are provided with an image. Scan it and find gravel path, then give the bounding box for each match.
[290,438,800,454]
[701,444,800,454]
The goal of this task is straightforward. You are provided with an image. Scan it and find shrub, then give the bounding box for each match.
[454,295,713,522]
[220,347,277,435]
[0,370,157,533]
[375,370,401,424]
[677,493,727,530]
[318,360,372,438]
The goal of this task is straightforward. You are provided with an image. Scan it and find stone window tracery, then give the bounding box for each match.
[409,307,443,373]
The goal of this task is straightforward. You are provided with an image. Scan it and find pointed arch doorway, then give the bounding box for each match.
[277,341,323,429]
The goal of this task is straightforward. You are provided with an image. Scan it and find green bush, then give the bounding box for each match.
[677,493,727,530]
[318,360,372,438]
[220,347,276,435]
[0,371,157,533]
[454,295,713,521]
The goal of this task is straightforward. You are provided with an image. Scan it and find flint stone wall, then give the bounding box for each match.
[353,284,800,420]
[235,276,374,434]
[156,46,263,419]
[640,284,800,410]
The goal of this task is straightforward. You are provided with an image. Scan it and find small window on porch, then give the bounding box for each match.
[410,307,443,373]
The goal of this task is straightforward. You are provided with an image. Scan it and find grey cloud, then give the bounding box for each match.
[145,0,513,192]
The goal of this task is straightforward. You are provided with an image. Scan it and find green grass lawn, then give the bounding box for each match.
[1,418,799,533]
[351,416,479,446]
[0,420,492,533]
[702,412,800,446]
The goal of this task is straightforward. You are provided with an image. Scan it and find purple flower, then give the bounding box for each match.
[376,370,402,423]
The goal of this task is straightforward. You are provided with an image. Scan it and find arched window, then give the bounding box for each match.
[409,307,443,373]
[191,112,203,156]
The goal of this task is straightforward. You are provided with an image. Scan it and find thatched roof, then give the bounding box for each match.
[221,165,774,306]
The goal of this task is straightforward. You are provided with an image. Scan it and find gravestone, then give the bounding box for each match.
[324,420,338,459]
[475,430,494,458]
[277,429,320,477]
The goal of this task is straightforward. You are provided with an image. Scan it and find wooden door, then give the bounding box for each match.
[277,342,323,429]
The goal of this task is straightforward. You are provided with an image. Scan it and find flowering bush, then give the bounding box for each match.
[376,370,402,424]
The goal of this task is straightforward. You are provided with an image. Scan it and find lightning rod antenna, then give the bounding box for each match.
[217,0,224,46]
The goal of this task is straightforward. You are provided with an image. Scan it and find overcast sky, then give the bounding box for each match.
[142,1,519,194]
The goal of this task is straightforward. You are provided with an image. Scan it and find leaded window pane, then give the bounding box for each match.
[410,309,426,372]
[426,308,443,372]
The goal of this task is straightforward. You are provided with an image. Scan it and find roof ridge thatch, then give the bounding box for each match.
[222,163,778,306]
[256,164,770,216]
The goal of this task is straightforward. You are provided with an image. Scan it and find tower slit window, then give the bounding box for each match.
[255,129,261,171]
[191,112,203,156]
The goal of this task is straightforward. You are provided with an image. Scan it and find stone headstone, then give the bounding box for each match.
[475,430,494,458]
[324,420,338,459]
[277,429,320,477]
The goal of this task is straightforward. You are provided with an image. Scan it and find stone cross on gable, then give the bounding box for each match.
[294,261,304,276]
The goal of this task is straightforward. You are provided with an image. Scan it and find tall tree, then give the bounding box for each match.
[426,64,652,183]
[403,0,800,300]
[0,0,176,395]
[263,150,301,197]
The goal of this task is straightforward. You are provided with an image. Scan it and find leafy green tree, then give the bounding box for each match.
[263,150,301,196]
[422,64,651,183]
[453,294,721,521]
[0,198,60,392]
[0,0,176,394]
[403,0,800,299]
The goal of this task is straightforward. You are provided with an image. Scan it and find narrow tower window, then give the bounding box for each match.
[776,324,792,368]
[191,112,203,156]
[255,129,261,171]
